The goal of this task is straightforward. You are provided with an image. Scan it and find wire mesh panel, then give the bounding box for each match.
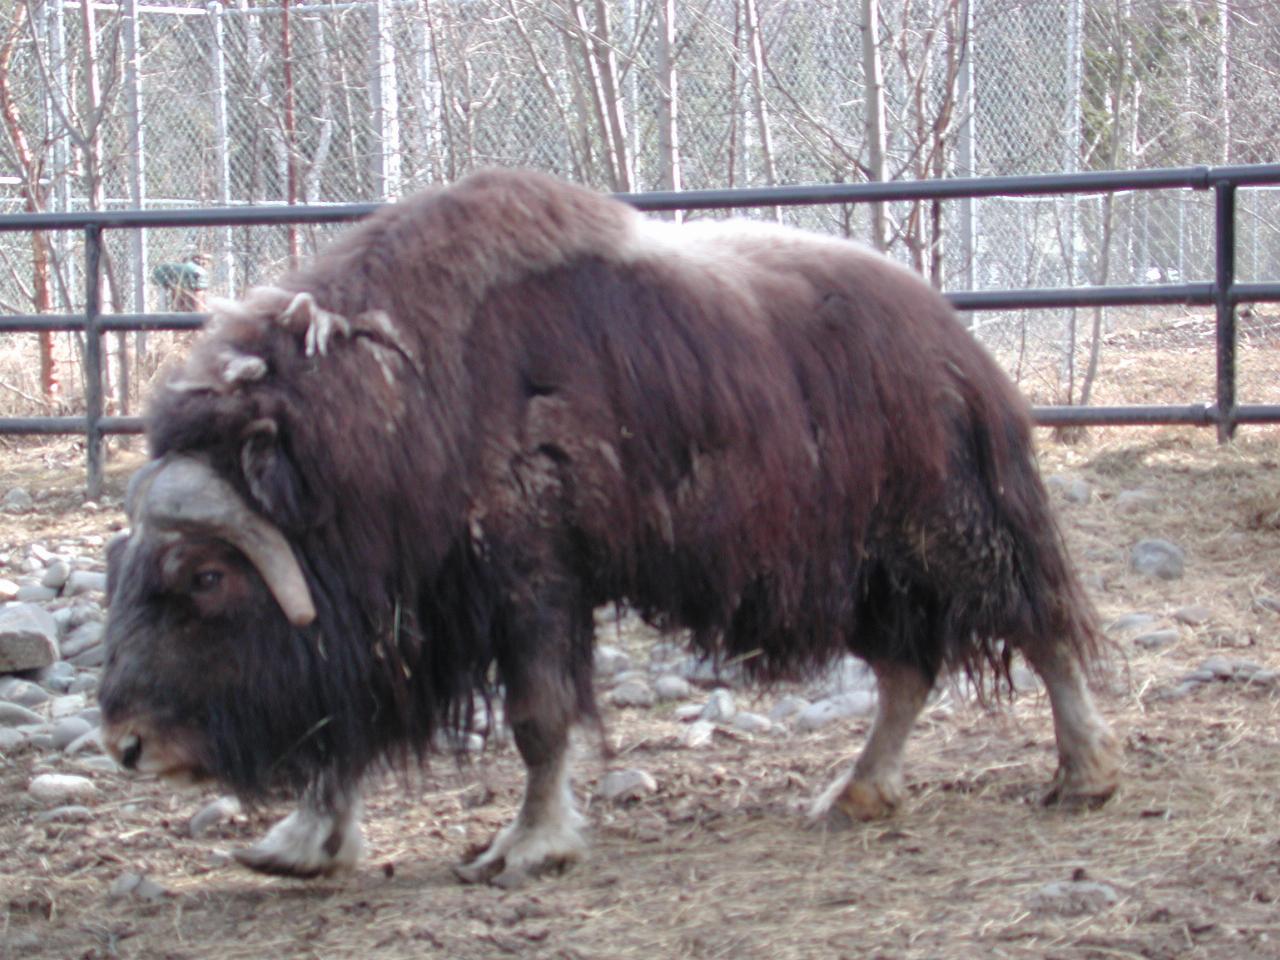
[1,0,1279,418]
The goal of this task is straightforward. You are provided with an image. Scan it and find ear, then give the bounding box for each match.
[240,419,306,531]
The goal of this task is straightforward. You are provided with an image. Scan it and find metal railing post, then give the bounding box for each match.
[84,226,104,499]
[1214,181,1237,443]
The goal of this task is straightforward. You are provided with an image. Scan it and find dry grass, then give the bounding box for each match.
[2,323,1280,959]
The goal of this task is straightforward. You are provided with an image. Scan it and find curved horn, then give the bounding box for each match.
[135,456,317,627]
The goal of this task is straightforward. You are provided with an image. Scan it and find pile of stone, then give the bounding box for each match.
[0,527,113,788]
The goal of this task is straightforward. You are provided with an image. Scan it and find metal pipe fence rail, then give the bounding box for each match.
[2,163,1280,498]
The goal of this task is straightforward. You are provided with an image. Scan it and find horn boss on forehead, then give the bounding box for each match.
[133,455,316,627]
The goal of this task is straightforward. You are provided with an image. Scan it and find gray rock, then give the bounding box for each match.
[78,706,101,726]
[15,584,58,603]
[1173,605,1213,626]
[594,645,632,677]
[0,603,60,671]
[69,644,105,668]
[607,679,655,709]
[1130,539,1185,581]
[0,701,44,726]
[680,656,741,689]
[22,724,54,750]
[699,689,736,722]
[683,719,715,748]
[673,703,703,721]
[598,768,658,802]
[52,717,94,751]
[768,695,810,722]
[1010,664,1041,693]
[1028,880,1119,916]
[1047,473,1092,505]
[109,872,169,902]
[731,711,773,734]
[1252,596,1280,615]
[1115,488,1159,514]
[3,487,33,513]
[40,561,71,591]
[0,677,49,708]
[1201,655,1237,679]
[190,796,242,838]
[36,661,77,693]
[63,571,108,598]
[59,621,104,660]
[653,674,692,701]
[0,727,28,752]
[64,727,103,756]
[37,805,94,824]
[1134,629,1180,651]
[810,655,875,698]
[29,773,97,805]
[794,692,876,732]
[68,671,99,694]
[1106,612,1160,634]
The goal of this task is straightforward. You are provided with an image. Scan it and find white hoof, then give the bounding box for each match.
[234,804,363,879]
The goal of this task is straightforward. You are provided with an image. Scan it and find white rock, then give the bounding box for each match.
[683,720,715,748]
[63,571,108,598]
[768,695,810,722]
[607,679,655,708]
[190,796,242,838]
[654,674,692,701]
[731,711,773,734]
[52,717,94,751]
[0,603,59,672]
[29,773,97,805]
[794,692,877,732]
[40,561,71,591]
[594,644,632,677]
[0,727,29,752]
[598,768,658,802]
[699,689,736,722]
[0,578,19,602]
[49,693,87,719]
[60,621,104,659]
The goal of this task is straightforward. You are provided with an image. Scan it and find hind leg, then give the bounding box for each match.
[454,579,591,889]
[1022,642,1120,807]
[808,659,932,827]
[453,673,585,889]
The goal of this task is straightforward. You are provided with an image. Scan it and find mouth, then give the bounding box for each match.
[103,725,211,786]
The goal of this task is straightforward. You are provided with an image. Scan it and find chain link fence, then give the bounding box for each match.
[0,0,1277,413]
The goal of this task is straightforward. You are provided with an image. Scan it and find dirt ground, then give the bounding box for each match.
[3,313,1280,960]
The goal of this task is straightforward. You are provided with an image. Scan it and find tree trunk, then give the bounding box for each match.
[861,0,887,249]
[742,0,778,219]
[655,0,681,197]
[0,4,56,402]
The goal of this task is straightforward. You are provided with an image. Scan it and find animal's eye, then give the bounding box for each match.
[191,569,224,594]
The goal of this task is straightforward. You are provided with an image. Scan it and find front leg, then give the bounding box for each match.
[234,774,363,878]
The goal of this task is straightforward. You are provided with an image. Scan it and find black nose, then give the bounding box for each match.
[120,735,142,770]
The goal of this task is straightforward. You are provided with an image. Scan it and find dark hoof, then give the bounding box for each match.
[233,846,327,879]
[452,857,503,885]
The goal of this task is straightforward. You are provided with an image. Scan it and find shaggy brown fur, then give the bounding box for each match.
[100,169,1112,878]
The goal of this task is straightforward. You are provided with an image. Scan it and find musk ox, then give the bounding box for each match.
[99,168,1119,887]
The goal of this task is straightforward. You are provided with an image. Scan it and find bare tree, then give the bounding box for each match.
[0,2,55,401]
[862,0,888,249]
